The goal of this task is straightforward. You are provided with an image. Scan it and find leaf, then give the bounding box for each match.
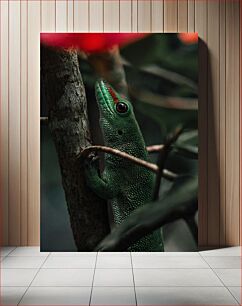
[173,145,198,160]
[121,34,198,81]
[165,151,198,176]
[123,60,197,93]
[173,130,198,159]
[134,100,197,133]
[176,130,198,146]
[95,175,198,251]
[130,86,198,110]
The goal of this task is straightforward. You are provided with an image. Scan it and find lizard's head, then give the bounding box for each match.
[95,79,146,158]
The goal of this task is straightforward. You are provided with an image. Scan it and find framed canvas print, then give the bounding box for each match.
[40,33,198,252]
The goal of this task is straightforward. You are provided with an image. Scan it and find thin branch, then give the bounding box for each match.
[80,145,159,173]
[163,169,178,181]
[41,115,179,178]
[40,116,49,122]
[80,145,177,181]
[147,144,164,153]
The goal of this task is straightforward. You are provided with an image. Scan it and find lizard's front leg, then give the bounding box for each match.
[84,154,116,200]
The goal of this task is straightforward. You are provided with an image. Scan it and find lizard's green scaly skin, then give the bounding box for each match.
[85,80,163,252]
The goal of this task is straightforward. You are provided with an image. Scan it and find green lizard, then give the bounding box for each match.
[85,79,164,252]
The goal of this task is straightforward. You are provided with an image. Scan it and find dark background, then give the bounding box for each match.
[41,34,198,251]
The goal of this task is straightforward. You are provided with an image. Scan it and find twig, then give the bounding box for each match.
[80,145,159,173]
[80,145,177,181]
[163,169,178,181]
[40,116,172,175]
[41,117,177,178]
[147,144,164,153]
[40,116,49,122]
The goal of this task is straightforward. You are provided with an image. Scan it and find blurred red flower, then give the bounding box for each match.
[178,33,198,45]
[40,33,147,53]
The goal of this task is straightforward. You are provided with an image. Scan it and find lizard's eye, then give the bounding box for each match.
[116,102,128,113]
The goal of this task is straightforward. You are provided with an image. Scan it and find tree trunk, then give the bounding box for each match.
[41,45,110,251]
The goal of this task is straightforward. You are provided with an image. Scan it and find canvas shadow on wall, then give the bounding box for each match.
[40,33,198,252]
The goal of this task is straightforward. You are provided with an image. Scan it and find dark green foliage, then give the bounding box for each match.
[96,175,198,251]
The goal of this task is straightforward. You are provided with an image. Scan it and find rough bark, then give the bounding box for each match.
[41,45,110,251]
